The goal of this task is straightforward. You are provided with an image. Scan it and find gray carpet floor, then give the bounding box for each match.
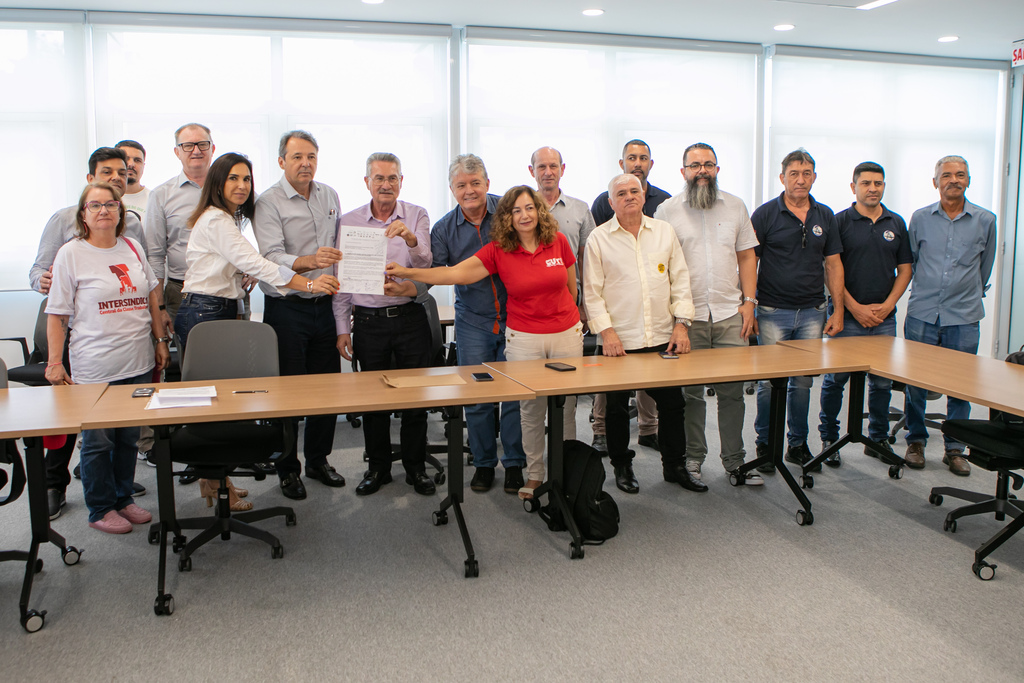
[2,385,1022,682]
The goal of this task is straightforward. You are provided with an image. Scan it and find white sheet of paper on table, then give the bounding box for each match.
[338,225,387,295]
[155,386,218,398]
[145,395,213,410]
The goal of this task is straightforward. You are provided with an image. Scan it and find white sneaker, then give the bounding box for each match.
[729,467,764,486]
[685,460,702,480]
[138,450,157,467]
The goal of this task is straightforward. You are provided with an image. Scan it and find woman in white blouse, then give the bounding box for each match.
[176,152,339,510]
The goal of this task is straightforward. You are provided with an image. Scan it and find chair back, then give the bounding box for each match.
[180,320,279,381]
[421,293,445,367]
[0,357,7,389]
[29,298,48,364]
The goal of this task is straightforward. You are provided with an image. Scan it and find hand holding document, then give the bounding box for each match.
[338,225,387,295]
[145,386,217,410]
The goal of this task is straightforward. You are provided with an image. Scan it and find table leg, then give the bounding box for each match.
[434,407,478,578]
[151,426,180,614]
[529,395,584,559]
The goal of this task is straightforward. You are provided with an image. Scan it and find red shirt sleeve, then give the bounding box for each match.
[474,241,500,275]
[555,231,576,268]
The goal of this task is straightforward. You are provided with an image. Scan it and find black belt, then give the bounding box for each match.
[167,278,184,286]
[354,302,420,318]
[274,295,331,306]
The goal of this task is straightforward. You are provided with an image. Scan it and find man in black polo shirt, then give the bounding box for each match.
[817,162,912,466]
[751,149,845,473]
[589,139,670,453]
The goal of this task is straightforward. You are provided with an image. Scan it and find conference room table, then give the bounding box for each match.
[486,343,870,557]
[81,365,534,612]
[0,383,105,633]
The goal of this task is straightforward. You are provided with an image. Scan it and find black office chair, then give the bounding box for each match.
[887,382,945,443]
[929,353,1024,581]
[149,320,296,611]
[2,298,49,387]
[0,358,37,608]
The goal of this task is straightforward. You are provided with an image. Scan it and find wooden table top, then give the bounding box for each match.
[81,365,535,430]
[778,336,1024,417]
[0,383,108,438]
[485,343,869,396]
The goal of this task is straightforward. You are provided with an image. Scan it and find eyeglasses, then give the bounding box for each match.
[177,141,212,152]
[371,175,402,186]
[684,162,717,171]
[84,200,120,213]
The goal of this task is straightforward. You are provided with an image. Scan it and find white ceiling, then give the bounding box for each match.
[7,0,1023,61]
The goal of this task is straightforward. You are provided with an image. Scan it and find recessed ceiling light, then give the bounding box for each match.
[938,35,959,43]
[582,9,604,16]
[774,24,795,31]
[362,0,384,4]
[857,0,899,10]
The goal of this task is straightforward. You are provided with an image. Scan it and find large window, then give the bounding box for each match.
[466,33,760,211]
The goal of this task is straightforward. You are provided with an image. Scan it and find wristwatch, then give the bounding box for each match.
[743,296,758,306]
[675,318,692,328]
[156,336,172,344]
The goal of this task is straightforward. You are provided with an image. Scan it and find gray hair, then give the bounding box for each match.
[174,122,211,144]
[278,130,319,159]
[608,173,641,195]
[781,148,815,173]
[366,152,402,177]
[934,155,969,181]
[448,154,488,185]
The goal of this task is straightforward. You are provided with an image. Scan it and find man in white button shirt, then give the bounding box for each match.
[583,173,706,495]
[654,143,762,486]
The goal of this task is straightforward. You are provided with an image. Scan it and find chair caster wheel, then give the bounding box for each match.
[569,543,585,560]
[34,558,43,573]
[350,417,361,428]
[154,594,174,616]
[796,509,814,526]
[706,387,716,397]
[943,518,957,533]
[887,435,896,445]
[728,472,743,487]
[147,527,160,545]
[972,560,996,581]
[929,493,943,506]
[432,510,448,526]
[172,536,186,553]
[434,472,446,486]
[801,475,814,489]
[61,546,81,566]
[21,609,46,633]
[523,497,540,513]
[177,556,192,572]
[745,385,755,395]
[271,545,284,559]
[888,465,903,480]
[464,559,479,578]
[285,514,297,527]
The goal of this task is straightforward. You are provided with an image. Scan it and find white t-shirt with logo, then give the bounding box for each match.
[122,186,151,223]
[47,236,158,384]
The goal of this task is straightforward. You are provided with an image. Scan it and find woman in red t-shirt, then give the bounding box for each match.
[386,185,583,499]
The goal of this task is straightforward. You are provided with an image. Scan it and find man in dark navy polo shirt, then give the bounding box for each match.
[590,139,669,453]
[750,149,845,473]
[817,162,912,467]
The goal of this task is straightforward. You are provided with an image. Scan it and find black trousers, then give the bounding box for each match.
[352,303,433,475]
[263,295,341,476]
[605,343,686,468]
[45,332,75,492]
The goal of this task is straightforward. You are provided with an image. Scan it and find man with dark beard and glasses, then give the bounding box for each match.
[654,142,762,485]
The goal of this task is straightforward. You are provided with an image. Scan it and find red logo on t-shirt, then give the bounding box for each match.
[108,264,137,294]
[545,257,565,267]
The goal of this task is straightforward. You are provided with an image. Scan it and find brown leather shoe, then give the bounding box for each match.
[904,442,926,469]
[943,450,971,476]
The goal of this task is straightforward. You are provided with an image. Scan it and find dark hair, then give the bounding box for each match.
[683,142,717,166]
[853,161,885,183]
[491,186,559,253]
[781,149,815,173]
[88,147,127,176]
[187,153,255,228]
[75,182,126,239]
[622,139,651,158]
[115,140,146,158]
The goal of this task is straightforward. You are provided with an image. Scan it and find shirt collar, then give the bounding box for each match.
[929,199,975,220]
[279,175,317,200]
[776,191,818,217]
[357,201,403,224]
[608,214,650,234]
[847,202,894,223]
[456,194,498,227]
[176,171,200,189]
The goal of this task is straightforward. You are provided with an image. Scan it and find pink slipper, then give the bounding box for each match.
[117,503,152,525]
[89,510,132,534]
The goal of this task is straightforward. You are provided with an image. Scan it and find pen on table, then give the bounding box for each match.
[232,390,268,394]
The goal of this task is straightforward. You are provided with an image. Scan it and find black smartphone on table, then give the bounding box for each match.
[472,372,494,382]
[544,362,576,372]
[131,387,155,397]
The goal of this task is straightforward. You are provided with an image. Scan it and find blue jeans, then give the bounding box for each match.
[904,316,979,450]
[818,315,896,442]
[174,293,239,356]
[80,371,151,522]
[754,304,826,447]
[454,318,525,468]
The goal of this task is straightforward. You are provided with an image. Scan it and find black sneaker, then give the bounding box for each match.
[864,439,894,459]
[73,464,81,479]
[821,440,841,468]
[503,466,524,493]
[47,489,66,520]
[637,433,660,451]
[785,443,821,472]
[132,481,146,496]
[754,443,775,474]
[470,466,495,492]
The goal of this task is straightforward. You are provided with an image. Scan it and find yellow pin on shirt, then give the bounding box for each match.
[657,263,666,273]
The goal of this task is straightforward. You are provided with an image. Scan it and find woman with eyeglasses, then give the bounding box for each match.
[175,152,340,510]
[45,182,169,534]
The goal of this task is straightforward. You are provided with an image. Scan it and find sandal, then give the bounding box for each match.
[518,479,543,500]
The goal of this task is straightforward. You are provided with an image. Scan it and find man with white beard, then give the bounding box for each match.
[653,142,762,485]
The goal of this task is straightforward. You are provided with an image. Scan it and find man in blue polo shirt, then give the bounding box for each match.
[430,154,526,494]
[817,162,912,467]
[751,149,845,473]
[903,155,997,476]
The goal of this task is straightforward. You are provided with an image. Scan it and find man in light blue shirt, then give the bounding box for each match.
[903,155,997,476]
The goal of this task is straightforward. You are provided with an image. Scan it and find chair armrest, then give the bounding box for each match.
[0,337,31,365]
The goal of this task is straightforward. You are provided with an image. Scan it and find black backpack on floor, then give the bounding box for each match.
[539,439,619,544]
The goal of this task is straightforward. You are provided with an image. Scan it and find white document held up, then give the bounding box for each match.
[339,225,386,295]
